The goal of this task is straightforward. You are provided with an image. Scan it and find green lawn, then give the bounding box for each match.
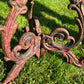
[0,0,84,84]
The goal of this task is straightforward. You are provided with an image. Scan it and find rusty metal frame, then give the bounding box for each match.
[0,0,84,84]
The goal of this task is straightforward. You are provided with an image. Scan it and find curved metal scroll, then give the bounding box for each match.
[42,0,84,68]
[0,0,84,84]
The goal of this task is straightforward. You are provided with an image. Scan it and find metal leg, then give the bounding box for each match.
[0,0,84,84]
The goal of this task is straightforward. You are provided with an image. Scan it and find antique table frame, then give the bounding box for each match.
[0,0,84,84]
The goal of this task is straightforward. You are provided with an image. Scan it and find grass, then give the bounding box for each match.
[0,0,84,84]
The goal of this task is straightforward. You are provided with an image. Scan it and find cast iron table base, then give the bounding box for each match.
[0,0,84,84]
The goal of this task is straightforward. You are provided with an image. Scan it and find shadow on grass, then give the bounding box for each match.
[0,0,80,64]
[1,0,78,37]
[0,1,81,57]
[30,1,78,39]
[0,16,6,25]
[33,1,75,26]
[0,0,83,83]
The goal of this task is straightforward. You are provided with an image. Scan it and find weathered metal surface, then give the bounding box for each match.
[0,0,84,84]
[0,0,41,83]
[42,0,84,68]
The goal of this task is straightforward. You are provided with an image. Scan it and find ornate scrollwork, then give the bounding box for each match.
[42,0,84,68]
[1,0,84,84]
[12,32,41,61]
[42,27,84,68]
[0,0,42,83]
